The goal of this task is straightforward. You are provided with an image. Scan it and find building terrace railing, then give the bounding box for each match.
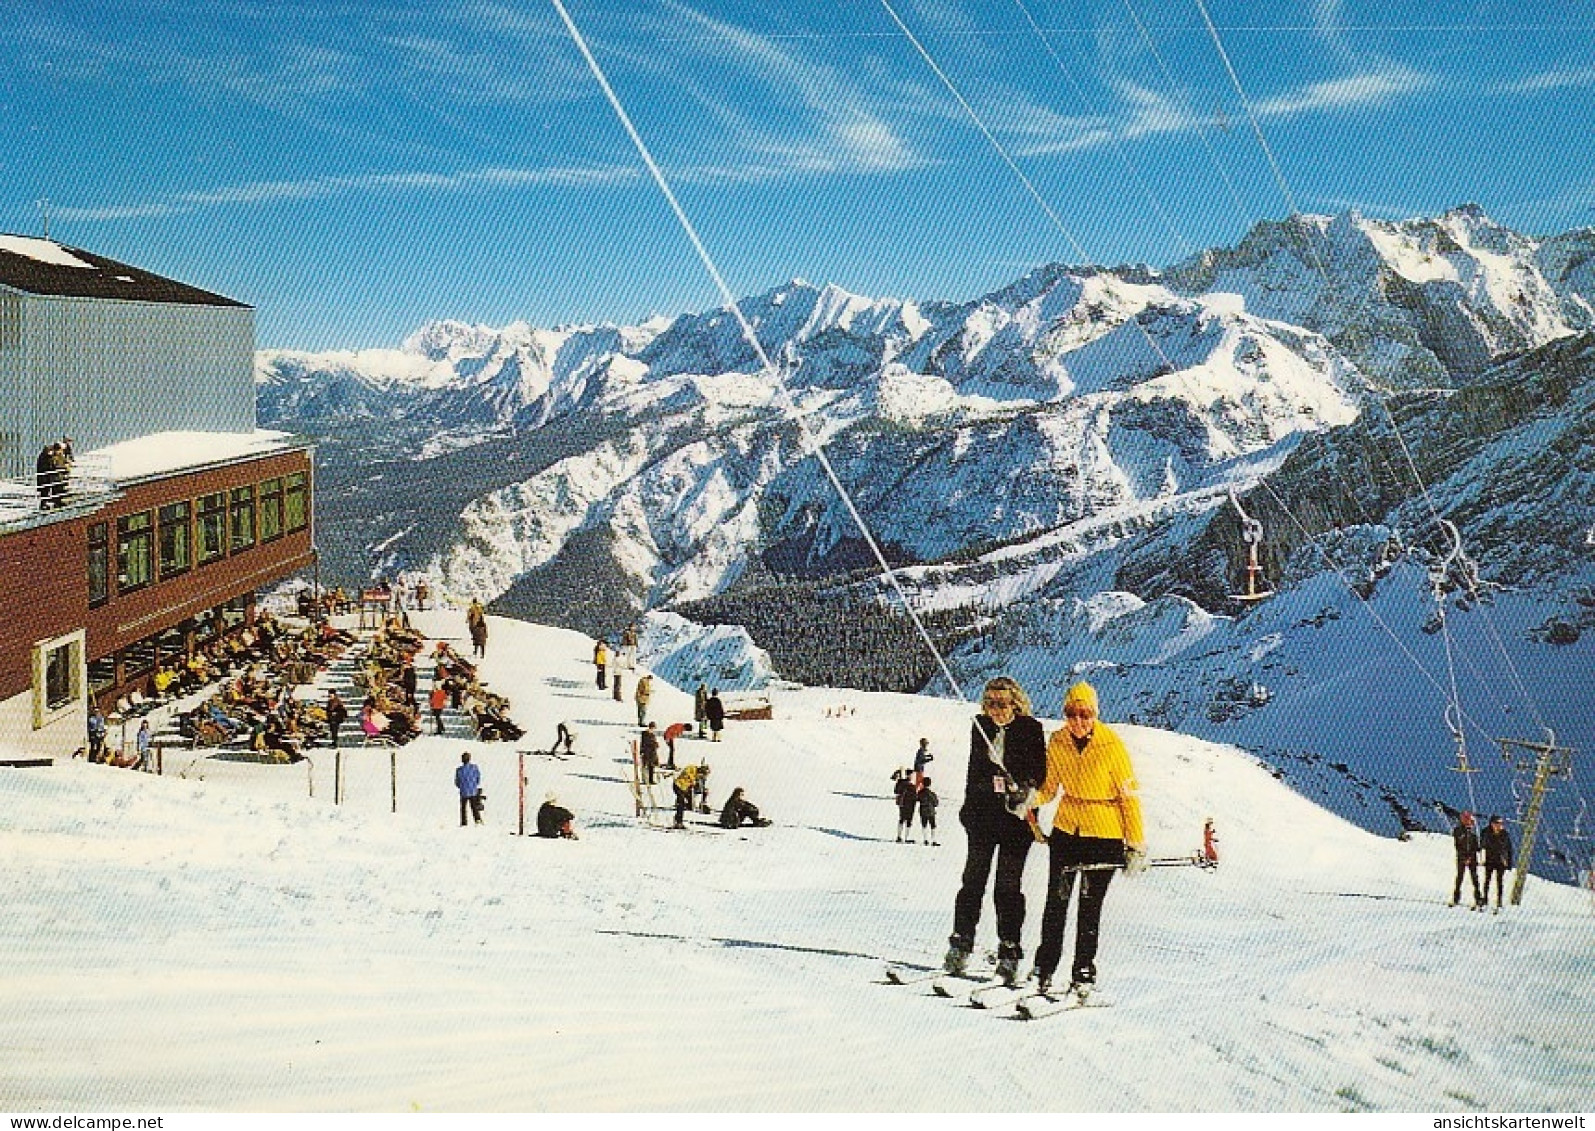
[0,453,119,530]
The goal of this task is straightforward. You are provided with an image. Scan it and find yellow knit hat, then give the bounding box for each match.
[1063,681,1099,715]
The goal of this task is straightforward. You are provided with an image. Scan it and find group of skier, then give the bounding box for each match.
[1451,810,1514,912]
[942,676,1145,999]
[892,762,939,845]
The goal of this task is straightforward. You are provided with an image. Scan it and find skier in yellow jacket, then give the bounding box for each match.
[1032,681,1145,997]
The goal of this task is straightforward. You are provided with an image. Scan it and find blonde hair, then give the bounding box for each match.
[981,676,1032,717]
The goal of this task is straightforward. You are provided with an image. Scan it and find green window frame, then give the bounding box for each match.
[158,500,191,579]
[87,522,109,607]
[230,486,255,553]
[197,492,227,565]
[284,471,308,533]
[259,477,283,543]
[116,511,153,594]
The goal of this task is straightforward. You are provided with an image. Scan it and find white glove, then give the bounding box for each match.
[1124,845,1149,876]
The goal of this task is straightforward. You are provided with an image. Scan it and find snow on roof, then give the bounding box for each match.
[0,234,96,270]
[93,429,306,483]
[0,234,247,307]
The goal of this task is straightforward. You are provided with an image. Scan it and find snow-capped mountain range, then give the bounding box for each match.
[259,206,1595,875]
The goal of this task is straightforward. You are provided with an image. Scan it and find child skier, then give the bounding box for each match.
[893,768,918,842]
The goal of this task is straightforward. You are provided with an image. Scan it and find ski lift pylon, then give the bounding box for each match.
[1227,485,1274,604]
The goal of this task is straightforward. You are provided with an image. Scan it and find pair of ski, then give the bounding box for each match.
[883,964,1104,1020]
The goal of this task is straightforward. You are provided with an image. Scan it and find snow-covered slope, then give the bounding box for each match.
[1,613,1588,1112]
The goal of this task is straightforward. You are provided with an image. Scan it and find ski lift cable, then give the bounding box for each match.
[1117,0,1252,235]
[1189,0,1554,738]
[1010,0,1197,257]
[876,0,1504,745]
[1253,476,1492,746]
[1431,522,1479,811]
[1116,0,1378,529]
[549,0,972,708]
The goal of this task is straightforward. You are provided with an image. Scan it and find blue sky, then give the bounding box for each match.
[3,0,1593,349]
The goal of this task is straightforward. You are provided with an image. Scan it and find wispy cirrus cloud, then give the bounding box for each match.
[1492,66,1595,96]
[1007,63,1434,159]
[652,2,927,176]
[54,164,638,222]
[1253,64,1436,117]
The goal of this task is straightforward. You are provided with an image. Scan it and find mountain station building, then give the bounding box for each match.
[0,235,314,761]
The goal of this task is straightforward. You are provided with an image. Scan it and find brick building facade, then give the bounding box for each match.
[0,236,316,761]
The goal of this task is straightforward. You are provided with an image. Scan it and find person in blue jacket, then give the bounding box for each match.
[455,752,484,826]
[87,707,108,763]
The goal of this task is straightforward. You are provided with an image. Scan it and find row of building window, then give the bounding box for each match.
[88,472,307,605]
[86,595,251,697]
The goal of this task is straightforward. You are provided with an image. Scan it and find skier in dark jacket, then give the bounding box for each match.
[1451,811,1483,908]
[705,689,725,741]
[945,675,1047,984]
[893,769,918,842]
[912,737,934,785]
[1480,815,1513,910]
[918,777,940,846]
[639,722,660,784]
[325,690,348,748]
[694,684,708,737]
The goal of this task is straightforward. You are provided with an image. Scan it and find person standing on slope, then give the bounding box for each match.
[705,688,726,742]
[1451,811,1484,909]
[466,599,488,659]
[634,673,653,728]
[1031,681,1145,998]
[694,683,708,737]
[1481,814,1513,912]
[912,737,934,786]
[594,639,609,690]
[455,751,484,827]
[918,777,940,846]
[893,768,918,842]
[944,675,1047,985]
[639,721,661,785]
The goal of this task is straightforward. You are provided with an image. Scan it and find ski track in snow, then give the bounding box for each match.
[0,612,1590,1112]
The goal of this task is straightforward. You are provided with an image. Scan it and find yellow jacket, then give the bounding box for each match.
[1038,722,1144,845]
[674,764,704,792]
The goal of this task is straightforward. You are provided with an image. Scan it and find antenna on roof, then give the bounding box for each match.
[36,198,50,241]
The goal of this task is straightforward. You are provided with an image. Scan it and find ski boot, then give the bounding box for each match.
[994,941,1023,987]
[943,935,973,976]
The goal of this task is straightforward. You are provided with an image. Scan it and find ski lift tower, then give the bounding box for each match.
[1228,486,1274,604]
[1494,729,1575,906]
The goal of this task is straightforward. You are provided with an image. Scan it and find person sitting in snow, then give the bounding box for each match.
[719,786,770,829]
[536,793,578,839]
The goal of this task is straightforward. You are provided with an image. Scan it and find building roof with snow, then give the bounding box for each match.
[0,234,248,308]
